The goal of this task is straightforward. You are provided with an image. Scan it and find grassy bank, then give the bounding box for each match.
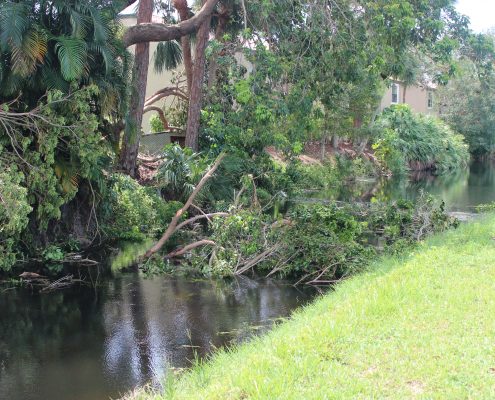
[130,215,495,399]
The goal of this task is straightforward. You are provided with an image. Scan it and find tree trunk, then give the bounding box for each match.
[185,0,212,151]
[402,85,407,104]
[173,0,193,92]
[119,0,153,176]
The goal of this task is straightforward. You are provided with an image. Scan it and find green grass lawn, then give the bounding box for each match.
[129,215,495,400]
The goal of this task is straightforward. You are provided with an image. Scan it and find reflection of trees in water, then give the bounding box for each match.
[1,275,314,400]
[327,162,495,212]
[103,276,313,384]
[0,287,110,399]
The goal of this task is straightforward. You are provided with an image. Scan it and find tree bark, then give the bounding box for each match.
[123,0,218,47]
[173,0,193,92]
[185,0,212,151]
[119,0,153,176]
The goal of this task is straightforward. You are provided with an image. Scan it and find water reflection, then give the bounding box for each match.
[314,161,495,212]
[0,275,316,400]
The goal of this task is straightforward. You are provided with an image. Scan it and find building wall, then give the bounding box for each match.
[380,81,436,115]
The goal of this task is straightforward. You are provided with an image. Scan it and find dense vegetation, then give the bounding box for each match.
[373,105,469,175]
[0,0,490,284]
[3,1,495,399]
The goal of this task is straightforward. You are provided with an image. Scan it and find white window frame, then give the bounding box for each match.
[391,83,400,104]
[427,91,433,109]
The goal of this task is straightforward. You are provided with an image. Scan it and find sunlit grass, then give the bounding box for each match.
[129,215,495,399]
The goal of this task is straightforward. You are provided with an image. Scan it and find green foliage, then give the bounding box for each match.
[281,204,375,279]
[153,40,183,73]
[0,86,111,228]
[0,0,129,113]
[437,53,495,156]
[195,193,455,282]
[475,202,495,213]
[373,105,469,175]
[149,115,166,133]
[0,164,32,271]
[156,144,207,201]
[102,173,182,241]
[42,244,65,274]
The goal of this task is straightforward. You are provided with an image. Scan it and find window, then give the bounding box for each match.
[391,83,399,104]
[427,91,433,109]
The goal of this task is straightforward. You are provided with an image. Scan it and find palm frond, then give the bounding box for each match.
[0,2,29,50]
[69,9,91,39]
[54,36,87,81]
[41,65,70,92]
[153,40,183,73]
[87,42,114,75]
[11,29,47,77]
[88,7,110,44]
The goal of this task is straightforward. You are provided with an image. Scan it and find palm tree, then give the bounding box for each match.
[0,0,129,110]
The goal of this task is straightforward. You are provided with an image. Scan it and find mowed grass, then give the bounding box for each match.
[130,215,495,400]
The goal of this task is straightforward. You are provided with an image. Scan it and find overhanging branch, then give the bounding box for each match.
[123,0,219,47]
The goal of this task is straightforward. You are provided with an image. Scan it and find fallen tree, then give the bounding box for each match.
[144,152,226,258]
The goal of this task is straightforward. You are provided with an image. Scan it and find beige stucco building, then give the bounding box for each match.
[380,80,436,115]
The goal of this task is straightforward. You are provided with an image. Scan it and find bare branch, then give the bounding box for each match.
[144,87,189,106]
[175,212,229,231]
[165,240,216,258]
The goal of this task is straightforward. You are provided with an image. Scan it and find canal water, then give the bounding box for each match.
[316,160,495,212]
[1,161,495,400]
[0,274,317,400]
[0,271,318,400]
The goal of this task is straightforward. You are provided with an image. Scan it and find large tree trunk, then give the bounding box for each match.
[185,0,212,151]
[173,0,193,92]
[119,0,153,176]
[123,0,218,47]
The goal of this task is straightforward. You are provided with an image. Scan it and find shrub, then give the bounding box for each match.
[101,173,182,241]
[156,144,207,201]
[373,105,469,175]
[0,165,32,271]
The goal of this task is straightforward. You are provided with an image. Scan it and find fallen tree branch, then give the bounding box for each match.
[144,152,226,257]
[235,245,280,275]
[175,212,229,231]
[165,240,216,258]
